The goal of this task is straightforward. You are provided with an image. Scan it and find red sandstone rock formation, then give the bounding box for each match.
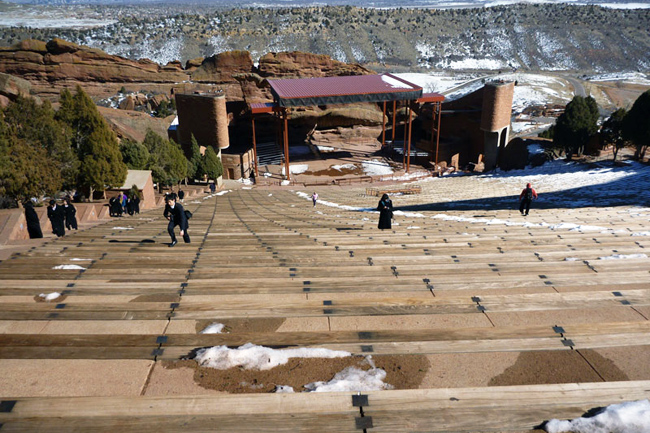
[257,51,373,78]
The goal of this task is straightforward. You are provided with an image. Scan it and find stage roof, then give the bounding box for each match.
[268,73,440,107]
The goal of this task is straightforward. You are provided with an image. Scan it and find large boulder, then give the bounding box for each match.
[190,51,254,83]
[0,73,32,102]
[258,51,373,79]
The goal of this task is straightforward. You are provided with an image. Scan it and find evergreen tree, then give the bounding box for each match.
[202,146,224,181]
[0,116,61,206]
[600,108,627,161]
[553,95,599,158]
[2,96,78,189]
[120,138,150,170]
[188,135,203,181]
[142,129,188,188]
[622,90,650,161]
[57,86,127,199]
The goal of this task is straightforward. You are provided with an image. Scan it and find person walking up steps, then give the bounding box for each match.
[377,193,393,230]
[311,192,318,207]
[63,197,78,230]
[519,183,538,216]
[164,193,190,247]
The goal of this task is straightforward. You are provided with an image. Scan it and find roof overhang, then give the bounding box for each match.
[268,73,426,108]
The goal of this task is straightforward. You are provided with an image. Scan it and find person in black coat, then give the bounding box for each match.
[110,195,123,217]
[64,197,78,230]
[24,201,43,239]
[178,189,185,202]
[133,195,140,214]
[47,199,65,237]
[163,195,190,247]
[377,193,393,230]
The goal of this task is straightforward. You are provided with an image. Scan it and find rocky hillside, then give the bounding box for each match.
[1,3,649,73]
[0,38,372,101]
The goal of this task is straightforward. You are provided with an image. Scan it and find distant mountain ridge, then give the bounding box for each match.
[1,3,649,73]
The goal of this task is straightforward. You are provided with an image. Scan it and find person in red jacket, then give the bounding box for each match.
[519,183,538,216]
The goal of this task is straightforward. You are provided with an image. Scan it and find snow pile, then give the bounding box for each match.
[194,343,350,370]
[274,385,295,393]
[305,366,393,392]
[317,146,335,152]
[362,160,393,176]
[200,323,226,334]
[381,74,412,89]
[281,164,309,175]
[598,254,648,260]
[544,399,650,433]
[52,264,85,270]
[38,292,62,302]
[332,163,357,171]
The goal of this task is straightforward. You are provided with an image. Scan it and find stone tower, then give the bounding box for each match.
[175,92,230,155]
[480,81,514,171]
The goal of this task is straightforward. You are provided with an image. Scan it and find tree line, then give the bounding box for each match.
[540,90,650,162]
[0,86,223,208]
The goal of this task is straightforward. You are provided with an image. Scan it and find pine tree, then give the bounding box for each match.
[2,96,78,189]
[601,108,627,161]
[142,129,188,188]
[57,86,127,199]
[120,138,150,170]
[623,90,650,161]
[0,117,61,206]
[202,146,224,181]
[188,135,203,181]
[553,95,599,158]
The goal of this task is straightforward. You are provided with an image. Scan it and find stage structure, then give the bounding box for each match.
[249,74,444,181]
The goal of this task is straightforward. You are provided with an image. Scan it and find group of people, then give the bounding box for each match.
[109,192,141,217]
[27,196,78,239]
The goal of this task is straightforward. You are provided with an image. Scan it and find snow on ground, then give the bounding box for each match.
[295,157,650,236]
[215,190,231,196]
[362,160,393,176]
[586,72,650,85]
[200,323,226,334]
[70,258,92,261]
[52,265,85,270]
[304,365,393,392]
[544,399,650,433]
[381,74,413,89]
[38,292,62,302]
[331,163,357,171]
[112,227,134,230]
[598,253,648,260]
[194,343,350,370]
[281,164,309,175]
[317,146,335,152]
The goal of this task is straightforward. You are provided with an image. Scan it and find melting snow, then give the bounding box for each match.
[598,254,648,260]
[362,160,394,176]
[194,343,350,370]
[305,366,393,392]
[52,264,85,270]
[38,292,62,302]
[544,399,650,433]
[200,323,226,334]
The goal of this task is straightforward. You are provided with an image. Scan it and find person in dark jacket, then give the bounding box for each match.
[110,195,123,217]
[126,196,135,216]
[24,201,43,239]
[377,193,393,230]
[163,194,190,247]
[47,199,65,237]
[519,183,538,216]
[64,197,78,230]
[178,189,185,202]
[133,195,140,214]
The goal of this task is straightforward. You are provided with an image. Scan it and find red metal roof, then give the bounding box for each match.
[268,73,428,107]
[418,93,445,103]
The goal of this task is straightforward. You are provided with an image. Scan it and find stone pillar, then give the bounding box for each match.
[215,94,229,150]
[480,81,514,171]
